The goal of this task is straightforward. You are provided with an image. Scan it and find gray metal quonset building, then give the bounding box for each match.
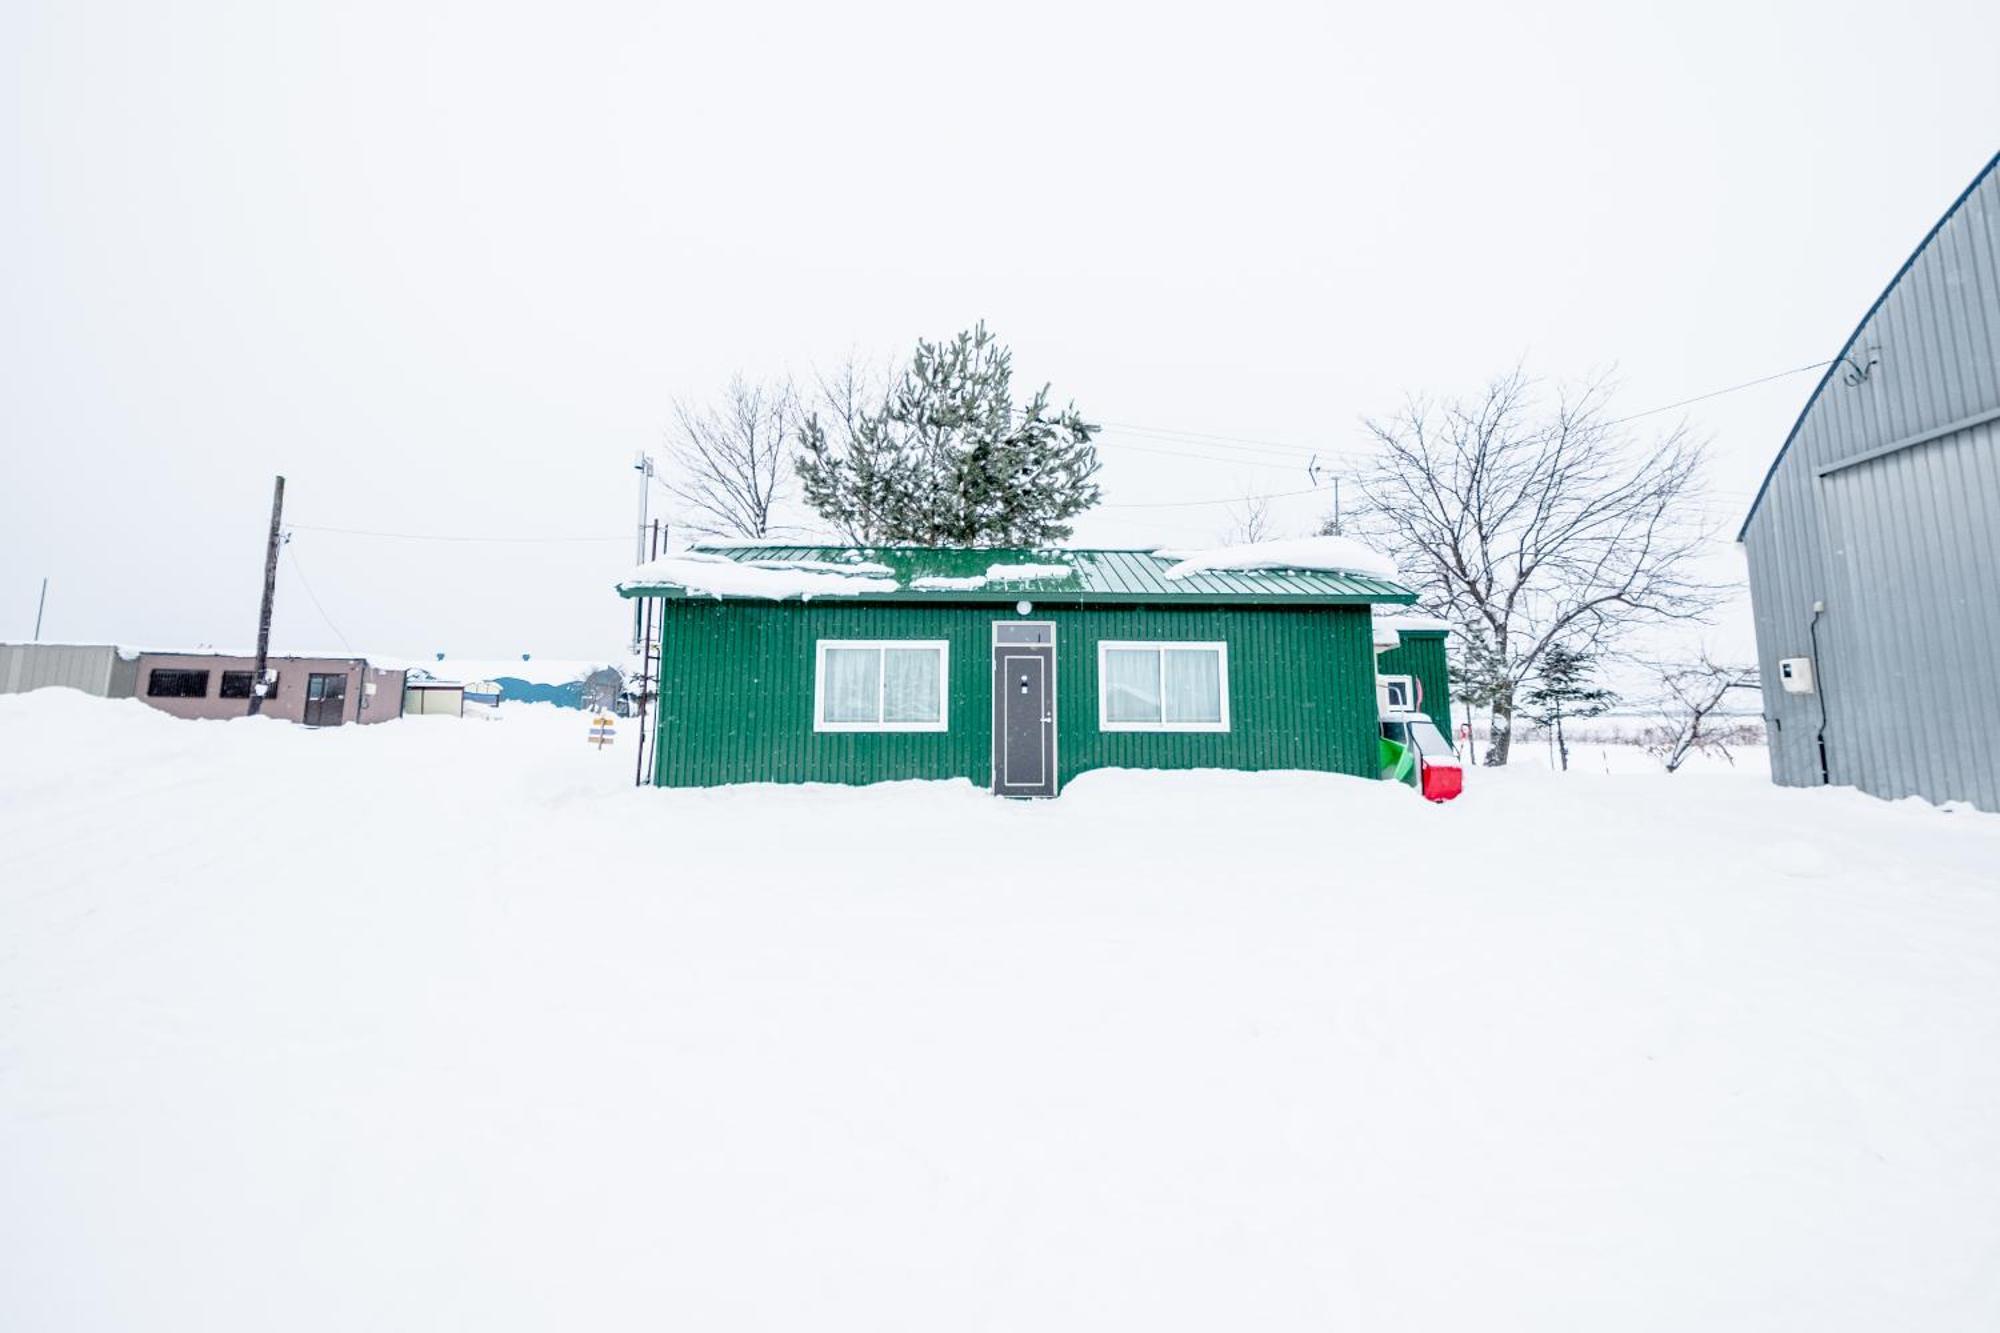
[1741,151,2000,812]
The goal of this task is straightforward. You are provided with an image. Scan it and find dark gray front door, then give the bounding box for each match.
[992,623,1056,797]
[304,672,347,727]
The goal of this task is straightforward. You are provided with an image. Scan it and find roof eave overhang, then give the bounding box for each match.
[618,587,1415,607]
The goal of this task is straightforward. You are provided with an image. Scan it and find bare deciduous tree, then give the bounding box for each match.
[793,355,897,544]
[1356,367,1718,765]
[1221,492,1275,546]
[1638,655,1762,772]
[664,375,800,539]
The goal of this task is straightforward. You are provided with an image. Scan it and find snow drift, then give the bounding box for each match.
[2,690,1997,1331]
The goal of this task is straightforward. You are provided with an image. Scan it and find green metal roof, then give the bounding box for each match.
[619,545,1415,606]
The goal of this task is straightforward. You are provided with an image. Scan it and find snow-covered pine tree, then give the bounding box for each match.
[794,323,1101,547]
[795,360,906,545]
[1522,642,1617,771]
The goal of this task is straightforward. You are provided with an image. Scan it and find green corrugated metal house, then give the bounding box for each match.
[618,545,1423,797]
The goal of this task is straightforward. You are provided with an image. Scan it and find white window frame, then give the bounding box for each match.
[1096,640,1231,733]
[813,639,951,733]
[1379,674,1416,712]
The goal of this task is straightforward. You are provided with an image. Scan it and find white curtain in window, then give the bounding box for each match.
[882,647,941,723]
[822,648,881,723]
[1104,648,1162,723]
[1163,648,1222,723]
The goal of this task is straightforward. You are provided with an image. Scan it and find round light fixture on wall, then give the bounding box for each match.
[1016,600,1034,616]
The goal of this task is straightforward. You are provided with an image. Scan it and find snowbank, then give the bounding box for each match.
[620,552,898,600]
[3,690,1998,1331]
[1158,535,1400,582]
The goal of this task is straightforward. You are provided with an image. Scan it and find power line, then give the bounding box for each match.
[1098,357,1833,512]
[286,359,1828,540]
[283,543,354,652]
[1604,360,1834,427]
[1102,484,1329,510]
[1100,423,1341,463]
[1099,438,1307,472]
[288,522,628,544]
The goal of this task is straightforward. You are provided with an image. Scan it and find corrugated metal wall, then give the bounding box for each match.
[0,643,136,697]
[1741,154,2000,811]
[651,601,1380,790]
[1374,632,1452,736]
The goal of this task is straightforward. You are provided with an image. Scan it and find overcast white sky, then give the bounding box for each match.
[4,0,1997,665]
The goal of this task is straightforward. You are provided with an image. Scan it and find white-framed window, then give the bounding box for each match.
[1097,641,1230,732]
[814,640,950,732]
[1379,674,1415,711]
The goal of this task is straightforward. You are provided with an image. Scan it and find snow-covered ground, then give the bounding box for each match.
[1499,737,1769,774]
[3,692,1997,1330]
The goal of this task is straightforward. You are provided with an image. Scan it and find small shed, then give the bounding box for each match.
[403,678,467,717]
[0,643,140,699]
[618,542,1419,796]
[1372,612,1453,735]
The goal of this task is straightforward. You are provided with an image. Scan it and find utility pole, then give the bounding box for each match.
[632,452,655,653]
[33,577,48,641]
[248,476,285,716]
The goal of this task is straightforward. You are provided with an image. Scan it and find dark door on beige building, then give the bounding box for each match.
[304,672,347,727]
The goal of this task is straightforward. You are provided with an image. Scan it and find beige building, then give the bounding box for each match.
[135,653,405,726]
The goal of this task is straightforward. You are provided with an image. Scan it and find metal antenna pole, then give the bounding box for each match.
[33,577,47,641]
[634,518,662,788]
[632,452,655,653]
[248,476,285,716]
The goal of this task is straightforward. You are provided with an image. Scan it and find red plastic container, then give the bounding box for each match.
[1420,760,1463,803]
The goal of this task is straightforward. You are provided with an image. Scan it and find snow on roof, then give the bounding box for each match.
[911,575,992,591]
[1374,611,1452,634]
[982,562,1074,583]
[1156,535,1400,583]
[620,552,898,601]
[620,545,1412,603]
[379,656,628,684]
[0,641,146,660]
[741,557,895,576]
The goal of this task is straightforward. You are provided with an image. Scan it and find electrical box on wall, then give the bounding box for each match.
[1778,657,1815,694]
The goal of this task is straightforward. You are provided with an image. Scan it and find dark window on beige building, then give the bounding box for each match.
[147,669,210,698]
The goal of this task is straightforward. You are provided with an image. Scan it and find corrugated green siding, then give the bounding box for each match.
[1375,632,1452,735]
[651,601,1379,789]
